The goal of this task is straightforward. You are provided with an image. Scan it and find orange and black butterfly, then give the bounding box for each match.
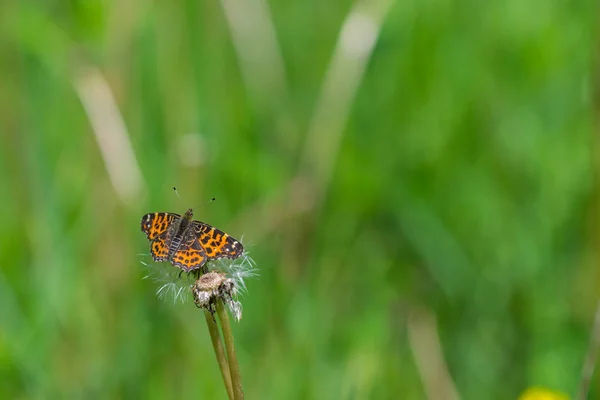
[141,209,243,272]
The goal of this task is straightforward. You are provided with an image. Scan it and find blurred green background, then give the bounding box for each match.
[0,0,598,399]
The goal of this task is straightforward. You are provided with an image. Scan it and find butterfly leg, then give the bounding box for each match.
[192,269,203,280]
[195,300,216,323]
[205,298,217,321]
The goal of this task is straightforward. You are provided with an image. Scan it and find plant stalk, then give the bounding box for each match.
[204,309,234,400]
[216,300,244,400]
[578,300,600,400]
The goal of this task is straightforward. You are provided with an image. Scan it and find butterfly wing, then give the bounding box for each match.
[150,232,170,262]
[192,220,244,260]
[170,229,208,272]
[141,212,181,240]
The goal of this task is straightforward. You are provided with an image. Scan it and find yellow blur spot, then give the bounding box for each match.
[519,387,569,400]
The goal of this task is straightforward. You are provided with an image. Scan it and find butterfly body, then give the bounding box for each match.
[166,208,193,262]
[141,209,243,272]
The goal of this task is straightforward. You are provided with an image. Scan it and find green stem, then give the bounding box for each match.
[204,309,234,400]
[578,300,600,400]
[216,300,244,400]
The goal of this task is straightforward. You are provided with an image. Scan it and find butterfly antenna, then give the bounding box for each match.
[192,197,216,211]
[173,186,181,200]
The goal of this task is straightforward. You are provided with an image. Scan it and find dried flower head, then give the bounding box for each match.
[192,271,228,308]
[141,249,257,318]
[191,259,256,321]
[191,271,242,319]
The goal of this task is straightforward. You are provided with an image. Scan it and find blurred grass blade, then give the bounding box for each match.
[218,0,288,109]
[300,0,395,201]
[408,306,460,400]
[73,67,146,205]
[577,300,600,400]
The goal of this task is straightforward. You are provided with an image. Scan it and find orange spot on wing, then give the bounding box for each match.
[141,212,179,240]
[151,236,169,261]
[201,231,243,260]
[171,248,206,271]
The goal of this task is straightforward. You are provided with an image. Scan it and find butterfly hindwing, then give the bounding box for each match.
[150,232,169,262]
[170,230,207,271]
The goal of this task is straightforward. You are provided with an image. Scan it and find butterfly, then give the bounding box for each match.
[141,208,243,272]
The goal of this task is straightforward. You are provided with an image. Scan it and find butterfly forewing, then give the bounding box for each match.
[193,220,244,260]
[141,212,181,240]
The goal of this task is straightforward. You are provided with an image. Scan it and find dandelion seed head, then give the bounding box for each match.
[140,246,257,317]
[140,257,195,304]
[228,300,243,322]
[212,251,259,295]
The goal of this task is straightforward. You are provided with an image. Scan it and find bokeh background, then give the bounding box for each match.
[0,0,598,399]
